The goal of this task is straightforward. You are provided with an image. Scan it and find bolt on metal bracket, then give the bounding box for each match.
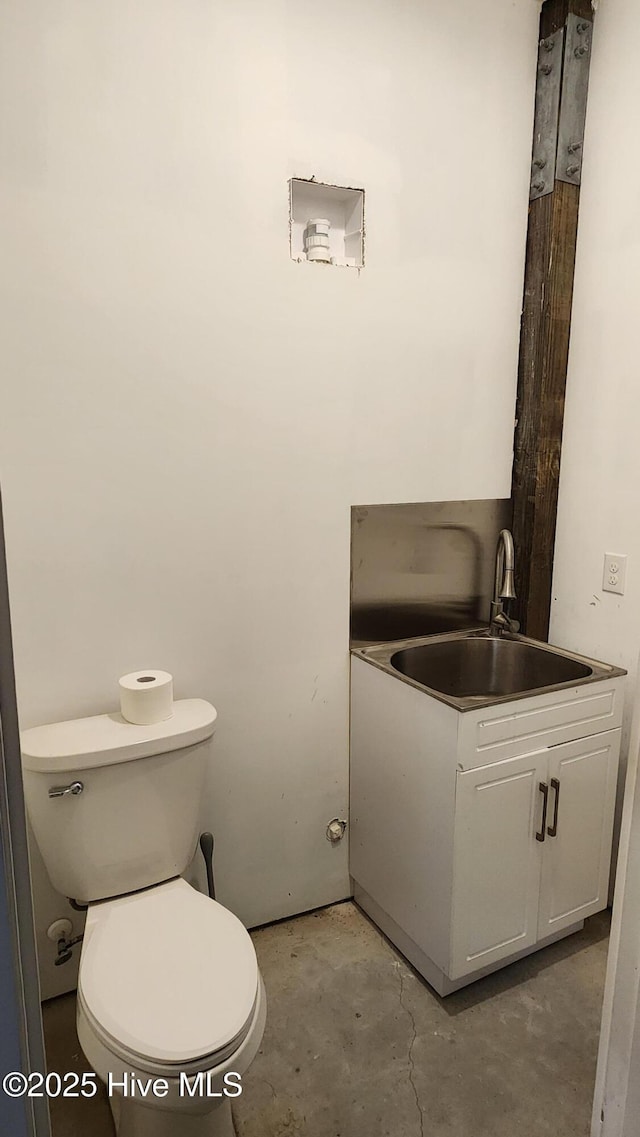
[529,15,593,201]
[556,13,593,186]
[530,32,563,201]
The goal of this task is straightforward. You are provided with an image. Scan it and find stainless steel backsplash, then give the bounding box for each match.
[350,499,512,646]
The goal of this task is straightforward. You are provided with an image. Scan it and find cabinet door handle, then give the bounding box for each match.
[536,781,548,842]
[547,777,560,837]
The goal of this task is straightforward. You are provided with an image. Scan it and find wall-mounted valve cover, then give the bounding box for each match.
[326,818,347,843]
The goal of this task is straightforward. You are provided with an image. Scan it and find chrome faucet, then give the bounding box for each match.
[490,529,520,636]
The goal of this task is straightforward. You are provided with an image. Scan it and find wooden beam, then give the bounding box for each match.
[511,0,592,641]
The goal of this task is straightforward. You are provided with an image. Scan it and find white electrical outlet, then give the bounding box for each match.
[603,552,627,595]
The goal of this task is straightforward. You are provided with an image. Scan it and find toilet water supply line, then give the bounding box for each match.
[51,897,87,964]
[54,932,84,966]
[199,832,216,901]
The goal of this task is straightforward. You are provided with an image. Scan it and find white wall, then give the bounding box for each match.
[550,0,640,793]
[0,0,539,997]
[593,663,640,1137]
[550,2,640,1133]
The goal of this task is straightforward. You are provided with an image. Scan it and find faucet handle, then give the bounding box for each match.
[491,610,510,631]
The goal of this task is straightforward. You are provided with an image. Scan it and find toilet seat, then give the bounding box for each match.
[78,878,258,1068]
[77,973,267,1123]
[77,986,259,1078]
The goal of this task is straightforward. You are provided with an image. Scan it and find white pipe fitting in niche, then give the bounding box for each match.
[304,218,332,263]
[290,178,364,268]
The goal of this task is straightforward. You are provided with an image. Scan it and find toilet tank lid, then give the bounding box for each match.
[20,699,217,773]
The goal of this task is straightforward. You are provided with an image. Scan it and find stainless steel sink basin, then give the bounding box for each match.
[391,636,591,698]
[354,630,626,711]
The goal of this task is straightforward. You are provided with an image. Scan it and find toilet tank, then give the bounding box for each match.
[21,700,217,904]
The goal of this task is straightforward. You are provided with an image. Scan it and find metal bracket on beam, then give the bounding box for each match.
[556,14,592,186]
[530,31,563,201]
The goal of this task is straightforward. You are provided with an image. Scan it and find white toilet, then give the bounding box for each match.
[21,698,266,1137]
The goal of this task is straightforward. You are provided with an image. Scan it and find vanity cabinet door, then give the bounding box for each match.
[450,751,546,980]
[537,729,620,939]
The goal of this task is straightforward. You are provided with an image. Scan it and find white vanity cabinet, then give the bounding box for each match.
[350,654,624,995]
[451,731,619,980]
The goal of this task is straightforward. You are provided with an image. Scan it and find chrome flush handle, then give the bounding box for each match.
[48,781,84,799]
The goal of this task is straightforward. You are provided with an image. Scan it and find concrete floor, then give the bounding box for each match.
[43,901,610,1137]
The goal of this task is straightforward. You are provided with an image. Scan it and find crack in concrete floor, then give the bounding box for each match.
[398,965,425,1137]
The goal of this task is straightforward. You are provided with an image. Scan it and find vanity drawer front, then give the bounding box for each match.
[458,678,624,770]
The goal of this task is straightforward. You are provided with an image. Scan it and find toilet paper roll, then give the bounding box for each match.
[119,670,174,725]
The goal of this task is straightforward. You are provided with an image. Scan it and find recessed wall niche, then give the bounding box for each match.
[289,178,364,268]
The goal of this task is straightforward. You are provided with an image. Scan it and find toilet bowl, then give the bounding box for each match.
[76,879,266,1135]
[20,698,266,1137]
